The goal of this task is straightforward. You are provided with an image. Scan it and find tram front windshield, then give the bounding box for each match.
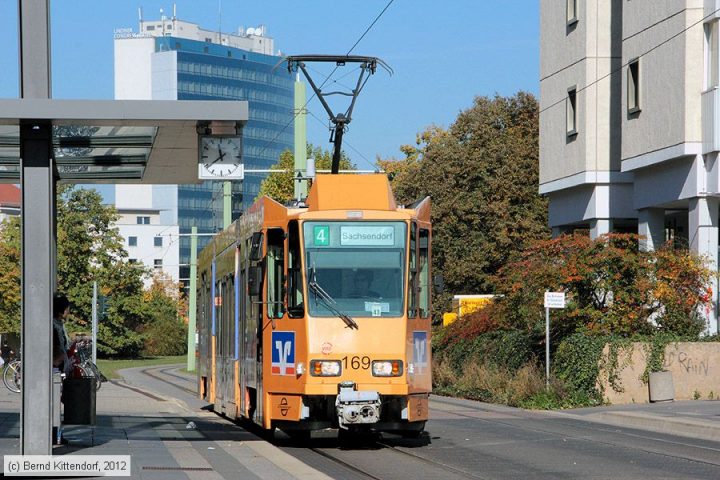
[304,221,407,318]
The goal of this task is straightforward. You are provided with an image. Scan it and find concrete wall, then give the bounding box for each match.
[151,50,178,100]
[621,2,703,162]
[598,342,720,404]
[547,182,635,227]
[114,37,154,100]
[540,0,623,196]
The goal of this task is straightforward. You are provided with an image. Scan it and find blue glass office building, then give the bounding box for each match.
[152,36,294,280]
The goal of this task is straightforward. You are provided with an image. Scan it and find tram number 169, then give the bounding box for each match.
[342,356,371,370]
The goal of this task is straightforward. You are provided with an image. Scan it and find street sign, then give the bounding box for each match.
[544,291,566,309]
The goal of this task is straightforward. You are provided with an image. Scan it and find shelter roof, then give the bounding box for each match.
[0,98,248,184]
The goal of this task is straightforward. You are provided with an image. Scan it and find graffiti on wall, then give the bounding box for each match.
[663,350,710,376]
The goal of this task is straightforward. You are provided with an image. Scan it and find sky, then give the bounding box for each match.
[0,0,539,170]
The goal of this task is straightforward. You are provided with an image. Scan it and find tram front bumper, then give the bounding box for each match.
[335,383,381,429]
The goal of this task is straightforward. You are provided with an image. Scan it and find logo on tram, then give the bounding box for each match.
[271,331,296,376]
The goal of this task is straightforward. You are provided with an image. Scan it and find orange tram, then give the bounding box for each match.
[196,174,432,438]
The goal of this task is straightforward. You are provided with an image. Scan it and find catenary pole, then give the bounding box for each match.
[187,227,198,371]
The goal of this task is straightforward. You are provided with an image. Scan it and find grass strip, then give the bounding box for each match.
[97,355,185,380]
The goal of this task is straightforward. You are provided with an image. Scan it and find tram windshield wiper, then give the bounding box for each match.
[308,280,359,330]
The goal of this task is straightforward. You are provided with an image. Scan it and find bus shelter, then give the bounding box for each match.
[4,0,248,455]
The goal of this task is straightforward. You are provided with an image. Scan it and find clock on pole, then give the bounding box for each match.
[198,134,244,180]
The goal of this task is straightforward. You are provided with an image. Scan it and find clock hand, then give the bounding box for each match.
[211,148,227,165]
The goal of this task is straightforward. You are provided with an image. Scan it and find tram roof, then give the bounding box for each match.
[306,174,397,211]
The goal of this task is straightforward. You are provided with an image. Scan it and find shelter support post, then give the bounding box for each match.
[20,120,55,455]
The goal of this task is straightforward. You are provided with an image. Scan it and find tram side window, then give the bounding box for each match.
[418,229,430,318]
[266,228,286,319]
[287,221,305,318]
[408,223,417,318]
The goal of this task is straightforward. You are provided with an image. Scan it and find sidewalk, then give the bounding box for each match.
[0,371,330,480]
[553,399,720,442]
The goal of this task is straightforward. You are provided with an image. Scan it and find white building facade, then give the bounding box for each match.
[115,185,180,288]
[540,0,720,333]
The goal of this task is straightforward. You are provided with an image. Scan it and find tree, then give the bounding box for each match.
[0,218,21,335]
[257,144,355,203]
[140,273,188,356]
[378,93,549,314]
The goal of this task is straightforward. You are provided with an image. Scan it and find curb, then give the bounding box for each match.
[555,410,720,442]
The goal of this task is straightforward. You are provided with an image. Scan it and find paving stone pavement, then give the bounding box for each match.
[0,370,329,480]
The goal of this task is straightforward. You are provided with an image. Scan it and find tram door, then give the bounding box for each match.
[215,276,235,414]
[244,234,263,422]
[237,247,247,418]
[198,273,210,399]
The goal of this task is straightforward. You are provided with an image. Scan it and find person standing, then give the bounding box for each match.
[0,340,13,366]
[52,294,72,375]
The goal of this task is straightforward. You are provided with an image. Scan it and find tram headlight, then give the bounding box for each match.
[372,360,403,377]
[310,360,341,376]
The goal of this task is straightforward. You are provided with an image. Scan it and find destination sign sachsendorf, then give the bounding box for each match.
[340,226,395,246]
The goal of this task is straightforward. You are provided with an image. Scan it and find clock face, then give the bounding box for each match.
[198,136,243,179]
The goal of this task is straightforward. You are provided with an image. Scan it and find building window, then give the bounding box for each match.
[154,259,163,269]
[567,0,578,25]
[146,25,155,31]
[129,259,137,264]
[707,21,719,89]
[128,236,137,247]
[628,58,641,114]
[566,87,578,136]
[154,236,163,247]
[137,216,150,225]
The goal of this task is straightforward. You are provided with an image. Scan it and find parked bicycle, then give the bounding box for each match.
[68,339,107,391]
[2,359,21,393]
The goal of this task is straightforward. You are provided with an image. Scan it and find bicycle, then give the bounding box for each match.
[68,339,107,391]
[2,359,21,393]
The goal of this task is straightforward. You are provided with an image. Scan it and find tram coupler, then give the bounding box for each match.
[335,381,381,428]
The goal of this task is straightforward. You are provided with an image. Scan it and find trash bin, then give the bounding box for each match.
[62,377,96,425]
[52,371,63,444]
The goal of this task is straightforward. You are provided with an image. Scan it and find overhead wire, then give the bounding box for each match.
[254,0,396,161]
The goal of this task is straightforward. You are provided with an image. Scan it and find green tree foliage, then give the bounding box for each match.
[378,93,549,313]
[257,144,355,203]
[54,186,148,355]
[0,218,20,335]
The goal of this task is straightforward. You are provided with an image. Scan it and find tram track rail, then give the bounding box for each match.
[135,364,480,479]
[133,365,720,479]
